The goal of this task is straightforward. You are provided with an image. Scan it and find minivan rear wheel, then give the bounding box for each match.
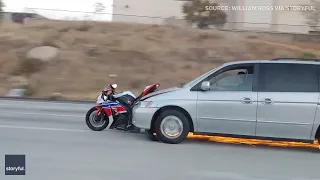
[154,109,189,144]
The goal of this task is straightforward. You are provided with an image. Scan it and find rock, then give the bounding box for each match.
[6,89,26,97]
[27,46,59,62]
[109,74,117,77]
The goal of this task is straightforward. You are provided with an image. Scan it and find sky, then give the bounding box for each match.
[3,0,113,21]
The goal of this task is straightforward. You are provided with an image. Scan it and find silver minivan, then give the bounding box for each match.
[132,59,320,144]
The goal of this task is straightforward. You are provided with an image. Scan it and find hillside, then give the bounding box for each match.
[0,20,319,100]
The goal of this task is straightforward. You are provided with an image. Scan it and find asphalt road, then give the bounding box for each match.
[0,99,319,180]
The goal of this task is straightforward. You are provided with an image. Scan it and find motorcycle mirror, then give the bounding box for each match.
[111,84,117,89]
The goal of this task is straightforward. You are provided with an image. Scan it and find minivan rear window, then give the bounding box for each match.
[257,63,319,92]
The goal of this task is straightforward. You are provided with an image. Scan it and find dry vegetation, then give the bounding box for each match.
[0,20,319,100]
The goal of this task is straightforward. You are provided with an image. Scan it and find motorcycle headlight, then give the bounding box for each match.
[139,101,153,108]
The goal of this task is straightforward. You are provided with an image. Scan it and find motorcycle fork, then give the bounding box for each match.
[95,108,105,122]
[96,107,103,116]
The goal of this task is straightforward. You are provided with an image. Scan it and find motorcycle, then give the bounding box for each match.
[85,82,160,133]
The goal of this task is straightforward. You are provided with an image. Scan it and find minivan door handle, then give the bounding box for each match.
[241,97,252,104]
[261,98,273,105]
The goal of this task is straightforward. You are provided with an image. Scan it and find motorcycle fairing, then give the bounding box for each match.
[96,93,105,104]
[95,100,127,117]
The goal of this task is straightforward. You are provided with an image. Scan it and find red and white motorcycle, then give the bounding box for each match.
[85,83,160,133]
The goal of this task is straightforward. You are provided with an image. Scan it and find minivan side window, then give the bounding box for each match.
[206,65,254,91]
[257,63,319,92]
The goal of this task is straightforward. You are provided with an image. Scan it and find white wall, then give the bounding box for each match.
[242,0,273,30]
[3,0,113,21]
[275,0,311,33]
[112,0,186,24]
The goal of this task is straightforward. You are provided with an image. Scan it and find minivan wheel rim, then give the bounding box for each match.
[89,110,106,128]
[160,116,183,139]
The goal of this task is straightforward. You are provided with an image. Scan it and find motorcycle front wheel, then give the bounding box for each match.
[86,107,109,131]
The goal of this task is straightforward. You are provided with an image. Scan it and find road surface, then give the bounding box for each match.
[0,99,319,180]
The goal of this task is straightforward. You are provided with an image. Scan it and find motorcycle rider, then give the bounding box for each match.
[107,86,140,132]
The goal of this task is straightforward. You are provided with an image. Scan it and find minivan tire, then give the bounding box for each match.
[154,109,190,144]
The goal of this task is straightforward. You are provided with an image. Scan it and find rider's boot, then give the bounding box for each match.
[125,115,140,132]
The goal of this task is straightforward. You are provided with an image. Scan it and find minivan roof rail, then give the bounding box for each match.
[271,57,320,61]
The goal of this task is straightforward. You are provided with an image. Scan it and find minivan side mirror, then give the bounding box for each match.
[200,81,210,91]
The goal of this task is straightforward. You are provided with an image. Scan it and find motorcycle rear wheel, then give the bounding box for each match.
[86,107,109,131]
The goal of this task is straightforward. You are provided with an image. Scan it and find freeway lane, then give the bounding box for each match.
[0,99,320,180]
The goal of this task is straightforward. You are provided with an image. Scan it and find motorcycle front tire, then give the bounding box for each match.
[86,107,109,131]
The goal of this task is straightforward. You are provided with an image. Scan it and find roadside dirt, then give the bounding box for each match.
[0,20,319,100]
